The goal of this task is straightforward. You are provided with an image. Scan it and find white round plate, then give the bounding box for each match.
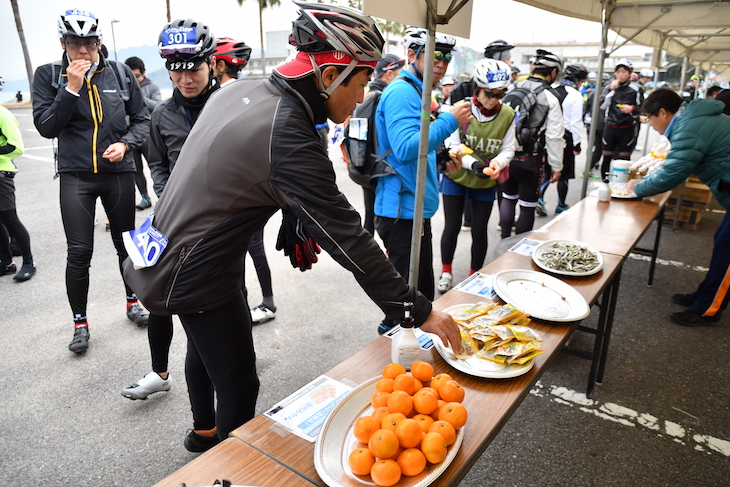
[434,304,535,379]
[609,182,640,199]
[532,239,604,277]
[492,270,590,322]
[314,377,463,487]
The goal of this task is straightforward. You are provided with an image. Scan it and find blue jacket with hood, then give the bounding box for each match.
[634,98,730,210]
[374,68,458,220]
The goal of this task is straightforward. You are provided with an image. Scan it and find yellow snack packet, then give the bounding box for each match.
[451,303,495,322]
[506,325,542,342]
[494,341,526,357]
[475,347,508,364]
[449,143,474,157]
[508,349,546,365]
[454,329,480,359]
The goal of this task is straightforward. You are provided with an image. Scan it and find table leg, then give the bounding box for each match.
[584,279,611,399]
[647,207,664,286]
[596,265,622,385]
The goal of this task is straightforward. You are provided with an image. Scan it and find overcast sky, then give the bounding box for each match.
[1,0,603,81]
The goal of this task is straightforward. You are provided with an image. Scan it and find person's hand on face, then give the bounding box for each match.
[66,59,91,93]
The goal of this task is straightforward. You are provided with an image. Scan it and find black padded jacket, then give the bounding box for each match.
[32,54,149,173]
[123,75,432,326]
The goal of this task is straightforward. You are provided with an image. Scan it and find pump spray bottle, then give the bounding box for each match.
[389,301,421,370]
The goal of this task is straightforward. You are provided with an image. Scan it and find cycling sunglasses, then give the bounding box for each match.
[160,48,201,62]
[483,91,506,99]
[434,51,453,63]
[65,40,99,50]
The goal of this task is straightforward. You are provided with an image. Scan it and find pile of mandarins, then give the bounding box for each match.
[347,361,468,487]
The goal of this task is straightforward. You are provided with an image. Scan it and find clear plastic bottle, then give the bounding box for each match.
[390,302,421,370]
[598,182,611,202]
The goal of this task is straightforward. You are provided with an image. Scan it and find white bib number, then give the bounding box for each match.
[123,213,169,269]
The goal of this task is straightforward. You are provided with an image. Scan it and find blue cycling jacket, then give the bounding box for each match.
[374,69,458,220]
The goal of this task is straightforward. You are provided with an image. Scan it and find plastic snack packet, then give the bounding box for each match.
[507,349,546,365]
[453,329,480,359]
[475,347,508,364]
[506,325,541,342]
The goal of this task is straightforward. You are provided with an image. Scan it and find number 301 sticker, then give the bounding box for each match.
[123,213,169,269]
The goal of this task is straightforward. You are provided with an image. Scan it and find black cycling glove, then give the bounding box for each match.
[275,210,321,272]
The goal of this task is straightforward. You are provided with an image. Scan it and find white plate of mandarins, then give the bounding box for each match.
[314,362,466,487]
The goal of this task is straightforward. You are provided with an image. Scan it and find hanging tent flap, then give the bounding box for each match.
[514,0,730,68]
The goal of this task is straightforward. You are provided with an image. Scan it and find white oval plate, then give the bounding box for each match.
[433,304,535,380]
[314,376,463,487]
[532,239,604,277]
[493,270,590,322]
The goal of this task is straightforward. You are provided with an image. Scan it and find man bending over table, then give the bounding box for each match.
[626,89,730,327]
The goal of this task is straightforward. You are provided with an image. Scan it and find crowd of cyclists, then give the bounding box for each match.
[3,2,729,455]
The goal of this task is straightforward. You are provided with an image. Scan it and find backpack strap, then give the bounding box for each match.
[51,60,66,91]
[108,60,131,102]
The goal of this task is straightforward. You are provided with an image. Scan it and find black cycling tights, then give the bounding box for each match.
[601,125,635,182]
[440,195,494,272]
[0,211,31,263]
[180,291,259,439]
[245,228,273,298]
[59,172,135,317]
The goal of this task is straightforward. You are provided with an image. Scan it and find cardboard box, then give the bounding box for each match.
[669,181,713,204]
[668,197,709,210]
[664,207,703,230]
[662,218,702,231]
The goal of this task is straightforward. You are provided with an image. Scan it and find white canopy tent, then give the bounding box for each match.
[515,0,730,196]
[515,0,730,77]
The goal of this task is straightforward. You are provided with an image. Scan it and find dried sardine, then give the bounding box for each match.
[538,242,599,273]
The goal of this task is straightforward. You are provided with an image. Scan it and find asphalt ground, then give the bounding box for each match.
[1,106,728,486]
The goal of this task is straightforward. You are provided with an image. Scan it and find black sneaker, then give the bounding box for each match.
[13,263,36,282]
[671,293,695,307]
[126,303,149,327]
[136,195,152,211]
[69,326,90,353]
[378,319,396,336]
[670,309,721,327]
[1,261,16,275]
[184,430,220,453]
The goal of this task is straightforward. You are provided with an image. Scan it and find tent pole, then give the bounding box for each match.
[407,0,437,290]
[581,0,613,198]
[679,56,688,94]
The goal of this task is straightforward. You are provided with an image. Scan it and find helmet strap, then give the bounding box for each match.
[309,54,358,99]
[410,46,424,81]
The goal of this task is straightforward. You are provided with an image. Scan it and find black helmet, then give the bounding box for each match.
[565,64,588,81]
[484,39,514,59]
[290,1,384,62]
[532,49,563,72]
[158,19,216,71]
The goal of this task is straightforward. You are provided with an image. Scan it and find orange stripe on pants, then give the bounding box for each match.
[705,264,730,316]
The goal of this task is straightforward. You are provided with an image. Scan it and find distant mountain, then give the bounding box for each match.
[1,44,267,103]
[114,44,165,74]
[1,45,165,101]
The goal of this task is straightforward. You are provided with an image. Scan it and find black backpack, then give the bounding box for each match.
[502,82,549,154]
[343,76,420,188]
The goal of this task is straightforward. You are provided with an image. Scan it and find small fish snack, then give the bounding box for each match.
[446,304,543,367]
[538,241,599,273]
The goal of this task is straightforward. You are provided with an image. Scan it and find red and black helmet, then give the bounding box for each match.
[213,37,252,67]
